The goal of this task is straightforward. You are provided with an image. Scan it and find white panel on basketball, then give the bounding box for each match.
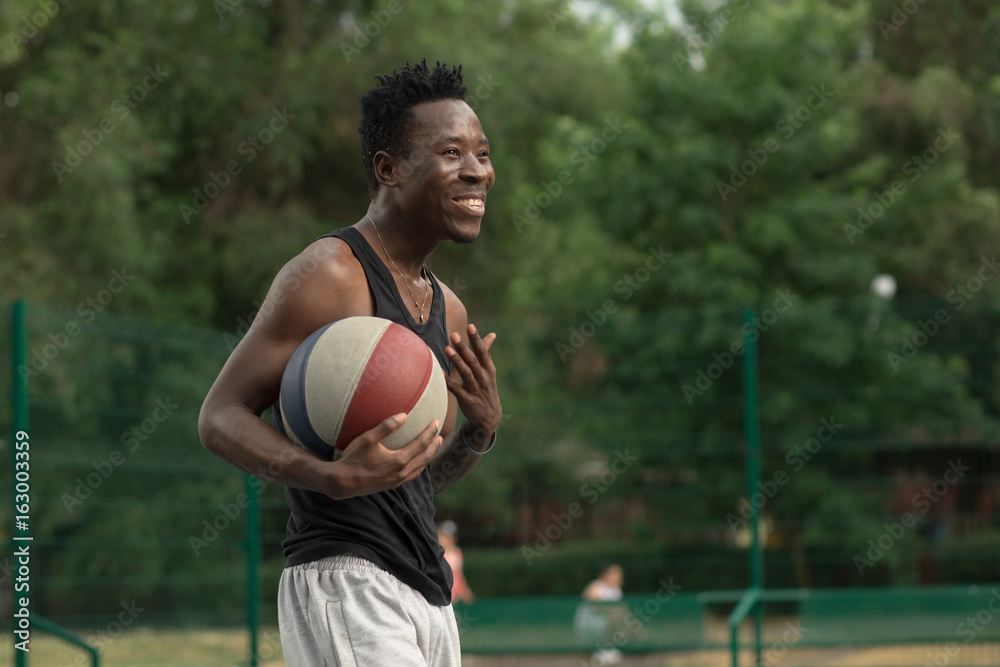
[381,361,449,450]
[303,317,391,450]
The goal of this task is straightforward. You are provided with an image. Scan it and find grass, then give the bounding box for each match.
[3,626,999,666]
[0,626,284,667]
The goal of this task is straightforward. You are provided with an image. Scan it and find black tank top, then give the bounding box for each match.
[275,225,453,606]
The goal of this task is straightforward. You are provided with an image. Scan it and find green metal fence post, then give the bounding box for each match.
[30,616,100,666]
[12,300,29,667]
[743,308,763,666]
[246,474,261,667]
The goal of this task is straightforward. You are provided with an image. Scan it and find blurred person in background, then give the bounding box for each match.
[438,520,475,604]
[574,563,626,665]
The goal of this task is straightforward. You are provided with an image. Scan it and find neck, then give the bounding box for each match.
[362,207,437,277]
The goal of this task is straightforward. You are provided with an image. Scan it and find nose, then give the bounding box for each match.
[460,153,493,186]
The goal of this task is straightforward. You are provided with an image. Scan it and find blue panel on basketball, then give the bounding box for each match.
[279,323,336,461]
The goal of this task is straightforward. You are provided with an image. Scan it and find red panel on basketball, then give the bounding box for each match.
[335,324,436,450]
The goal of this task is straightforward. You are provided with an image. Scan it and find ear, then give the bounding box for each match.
[373,150,401,189]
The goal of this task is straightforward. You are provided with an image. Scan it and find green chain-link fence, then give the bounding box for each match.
[3,288,999,666]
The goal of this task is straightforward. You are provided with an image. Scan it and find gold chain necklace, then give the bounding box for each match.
[367,215,430,323]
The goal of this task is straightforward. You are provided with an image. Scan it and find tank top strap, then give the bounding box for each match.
[319,226,451,373]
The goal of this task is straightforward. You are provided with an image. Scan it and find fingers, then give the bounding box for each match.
[340,417,441,493]
[346,412,408,455]
[362,412,407,445]
[412,431,444,472]
[466,324,488,356]
[396,421,443,479]
[445,324,496,390]
[400,420,442,456]
[466,324,496,358]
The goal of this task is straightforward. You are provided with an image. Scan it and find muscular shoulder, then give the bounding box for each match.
[277,236,364,297]
[255,235,373,341]
[438,278,468,335]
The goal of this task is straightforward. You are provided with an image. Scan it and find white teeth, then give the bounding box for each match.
[456,198,483,209]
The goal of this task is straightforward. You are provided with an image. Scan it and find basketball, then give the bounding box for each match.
[278,316,449,461]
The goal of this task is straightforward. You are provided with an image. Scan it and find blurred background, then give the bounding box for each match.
[2,0,999,665]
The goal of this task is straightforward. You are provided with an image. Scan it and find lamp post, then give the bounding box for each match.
[868,273,897,329]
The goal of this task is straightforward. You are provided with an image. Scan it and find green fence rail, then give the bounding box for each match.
[457,585,1000,656]
[28,616,100,667]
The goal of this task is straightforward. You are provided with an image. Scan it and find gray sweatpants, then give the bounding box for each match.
[278,554,461,667]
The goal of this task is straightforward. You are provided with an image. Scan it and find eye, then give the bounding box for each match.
[444,148,460,156]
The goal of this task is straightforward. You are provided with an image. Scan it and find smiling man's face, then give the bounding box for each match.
[393,99,495,243]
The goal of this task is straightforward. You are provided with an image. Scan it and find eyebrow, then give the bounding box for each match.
[437,135,490,145]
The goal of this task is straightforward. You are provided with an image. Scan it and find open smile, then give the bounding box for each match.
[452,197,485,215]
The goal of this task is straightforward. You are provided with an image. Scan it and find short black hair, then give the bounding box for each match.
[359,60,468,198]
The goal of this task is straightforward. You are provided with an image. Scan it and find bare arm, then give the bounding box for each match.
[582,581,603,601]
[428,288,502,493]
[198,239,443,500]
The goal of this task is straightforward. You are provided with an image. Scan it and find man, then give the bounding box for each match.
[198,60,501,667]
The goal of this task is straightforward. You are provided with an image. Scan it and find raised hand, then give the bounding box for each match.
[444,323,502,436]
